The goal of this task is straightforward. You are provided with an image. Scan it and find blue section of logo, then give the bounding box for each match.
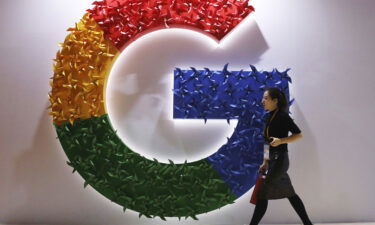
[173,64,292,197]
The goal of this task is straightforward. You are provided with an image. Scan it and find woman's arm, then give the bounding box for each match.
[280,133,303,144]
[270,133,302,147]
[270,112,303,147]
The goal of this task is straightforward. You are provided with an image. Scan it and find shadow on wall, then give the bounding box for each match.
[284,102,321,224]
[4,102,101,224]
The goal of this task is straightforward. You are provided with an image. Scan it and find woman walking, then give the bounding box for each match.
[249,87,313,225]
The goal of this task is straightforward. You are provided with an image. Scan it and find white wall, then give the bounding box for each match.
[1,0,374,224]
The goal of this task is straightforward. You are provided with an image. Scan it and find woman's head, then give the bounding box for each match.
[262,88,289,112]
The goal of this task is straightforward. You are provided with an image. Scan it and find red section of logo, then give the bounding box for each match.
[88,0,254,50]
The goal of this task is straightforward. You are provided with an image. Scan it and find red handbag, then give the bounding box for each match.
[250,175,264,205]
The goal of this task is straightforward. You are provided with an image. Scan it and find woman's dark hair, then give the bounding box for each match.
[265,87,289,112]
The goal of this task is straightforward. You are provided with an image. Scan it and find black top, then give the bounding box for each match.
[264,109,301,152]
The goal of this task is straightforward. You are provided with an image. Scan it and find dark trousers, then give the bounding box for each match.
[249,194,313,225]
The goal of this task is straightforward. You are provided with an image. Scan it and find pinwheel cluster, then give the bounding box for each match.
[173,64,292,122]
[49,14,119,125]
[207,112,266,196]
[88,0,254,50]
[173,64,293,196]
[57,114,237,219]
[49,0,255,126]
[53,62,293,218]
[49,0,283,220]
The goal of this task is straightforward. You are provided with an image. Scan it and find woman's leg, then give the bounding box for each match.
[249,199,268,225]
[288,194,313,225]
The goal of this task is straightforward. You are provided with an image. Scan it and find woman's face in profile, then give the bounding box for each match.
[262,91,278,111]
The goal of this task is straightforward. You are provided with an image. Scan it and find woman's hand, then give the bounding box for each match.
[259,161,268,174]
[270,137,283,147]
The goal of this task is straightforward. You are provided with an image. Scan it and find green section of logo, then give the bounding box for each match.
[55,114,237,219]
